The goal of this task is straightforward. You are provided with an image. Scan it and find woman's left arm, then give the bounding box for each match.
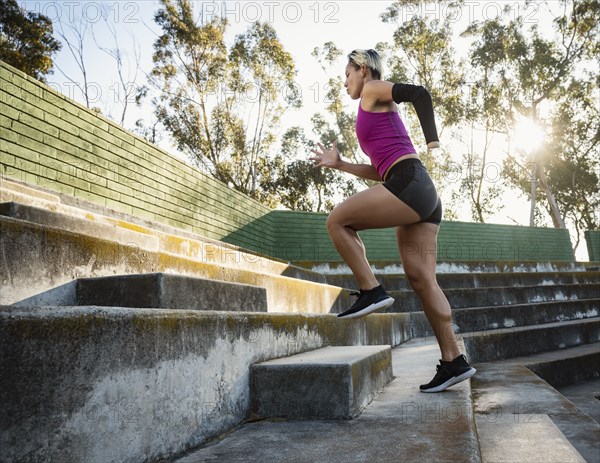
[363,81,440,149]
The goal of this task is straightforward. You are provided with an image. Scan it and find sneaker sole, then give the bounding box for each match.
[420,367,477,393]
[337,297,395,319]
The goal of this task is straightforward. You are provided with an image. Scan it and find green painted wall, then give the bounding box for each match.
[0,61,578,263]
[268,210,575,263]
[585,230,600,262]
[0,61,275,255]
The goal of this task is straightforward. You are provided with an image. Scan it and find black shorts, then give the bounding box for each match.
[382,158,442,225]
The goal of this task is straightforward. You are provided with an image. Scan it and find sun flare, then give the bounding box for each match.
[512,117,545,154]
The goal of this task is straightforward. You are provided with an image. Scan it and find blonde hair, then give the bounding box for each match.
[347,49,383,80]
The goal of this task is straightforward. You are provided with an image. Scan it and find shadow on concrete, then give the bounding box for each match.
[11,281,77,307]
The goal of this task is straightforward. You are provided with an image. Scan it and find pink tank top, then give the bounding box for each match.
[355,102,417,179]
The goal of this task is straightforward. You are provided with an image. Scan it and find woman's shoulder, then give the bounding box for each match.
[361,80,396,110]
[362,80,394,110]
[362,80,393,95]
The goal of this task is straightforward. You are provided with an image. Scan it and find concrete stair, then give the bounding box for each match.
[410,299,600,337]
[324,265,599,313]
[527,343,600,388]
[451,299,599,333]
[174,342,599,463]
[0,191,324,282]
[309,260,589,275]
[327,270,600,290]
[77,273,269,312]
[250,345,393,420]
[1,214,350,313]
[327,266,599,362]
[310,264,599,462]
[463,318,600,362]
[385,283,599,312]
[471,346,600,463]
[0,179,366,315]
[175,339,481,463]
[557,378,600,427]
[0,306,412,463]
[2,177,599,462]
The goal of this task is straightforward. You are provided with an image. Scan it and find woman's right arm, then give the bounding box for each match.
[309,142,381,181]
[336,160,381,181]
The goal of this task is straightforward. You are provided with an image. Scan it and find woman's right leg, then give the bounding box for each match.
[327,184,420,290]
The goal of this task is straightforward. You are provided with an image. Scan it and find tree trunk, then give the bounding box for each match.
[537,160,566,228]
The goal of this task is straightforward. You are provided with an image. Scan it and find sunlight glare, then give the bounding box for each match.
[513,117,545,153]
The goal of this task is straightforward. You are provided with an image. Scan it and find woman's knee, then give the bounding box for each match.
[326,208,351,233]
[326,213,338,234]
[404,268,436,294]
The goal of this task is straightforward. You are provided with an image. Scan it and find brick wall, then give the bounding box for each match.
[0,61,577,263]
[0,61,274,255]
[585,230,600,262]
[268,211,575,263]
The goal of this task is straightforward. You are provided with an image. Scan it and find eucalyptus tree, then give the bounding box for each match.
[463,0,599,233]
[151,0,300,199]
[260,126,357,212]
[0,0,61,81]
[260,42,364,212]
[544,78,599,251]
[311,42,362,168]
[379,1,467,219]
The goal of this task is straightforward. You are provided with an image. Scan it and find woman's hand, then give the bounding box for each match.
[309,142,341,169]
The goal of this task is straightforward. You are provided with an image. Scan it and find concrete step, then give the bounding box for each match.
[0,306,412,463]
[0,200,325,284]
[452,299,599,333]
[307,260,588,275]
[472,345,600,463]
[475,415,587,463]
[463,317,600,363]
[0,177,61,203]
[77,273,268,312]
[557,378,600,426]
[584,262,600,271]
[176,339,480,463]
[250,345,393,420]
[385,283,600,312]
[525,342,600,388]
[326,271,600,291]
[410,299,600,337]
[0,201,160,252]
[0,216,348,313]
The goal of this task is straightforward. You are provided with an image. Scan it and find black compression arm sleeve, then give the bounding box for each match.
[392,83,439,145]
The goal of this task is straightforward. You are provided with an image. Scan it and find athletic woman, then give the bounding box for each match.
[309,49,476,393]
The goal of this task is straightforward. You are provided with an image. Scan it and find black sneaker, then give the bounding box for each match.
[419,354,476,393]
[337,285,394,319]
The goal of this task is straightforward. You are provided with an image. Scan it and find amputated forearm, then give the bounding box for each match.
[392,83,440,148]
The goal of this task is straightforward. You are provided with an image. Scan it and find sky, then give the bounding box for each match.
[19,1,592,260]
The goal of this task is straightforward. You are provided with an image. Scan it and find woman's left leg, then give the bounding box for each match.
[327,184,420,290]
[396,222,460,361]
[397,221,476,392]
